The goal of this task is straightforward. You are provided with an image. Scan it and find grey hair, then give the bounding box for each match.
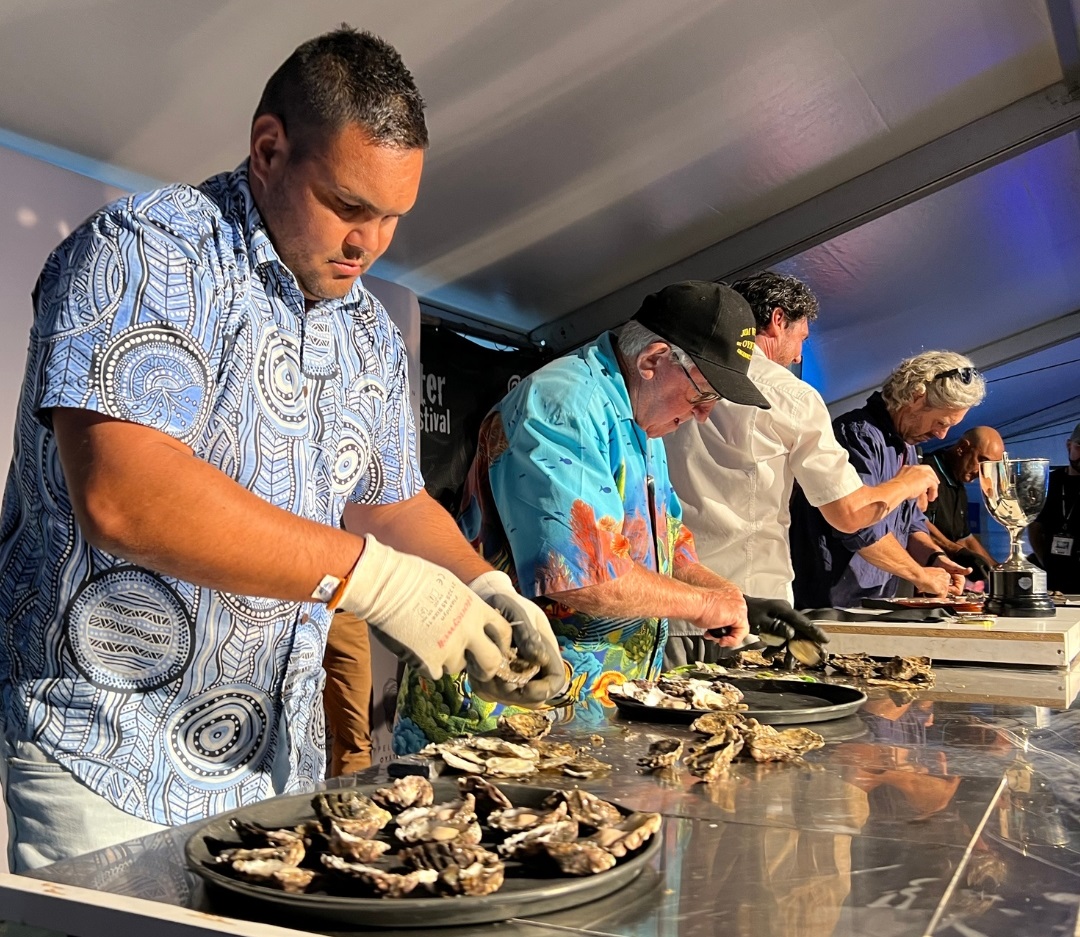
[617,320,691,365]
[881,350,986,411]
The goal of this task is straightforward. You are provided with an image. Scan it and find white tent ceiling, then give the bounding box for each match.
[1,0,1078,448]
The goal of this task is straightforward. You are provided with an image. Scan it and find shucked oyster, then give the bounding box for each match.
[312,791,392,838]
[372,776,434,814]
[469,737,540,760]
[396,794,482,845]
[229,858,316,893]
[497,711,553,742]
[487,800,569,832]
[585,812,662,857]
[320,855,438,897]
[542,789,622,829]
[542,840,617,875]
[399,841,506,896]
[689,711,743,736]
[324,817,393,863]
[212,841,306,869]
[497,817,580,858]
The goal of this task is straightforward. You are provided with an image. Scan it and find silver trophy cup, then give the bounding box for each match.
[979,457,1055,617]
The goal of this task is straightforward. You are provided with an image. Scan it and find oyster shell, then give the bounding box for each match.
[608,680,668,707]
[320,855,438,897]
[637,739,684,771]
[484,756,538,778]
[312,791,392,835]
[689,711,743,736]
[685,725,744,781]
[227,819,305,849]
[497,711,553,742]
[740,719,824,763]
[496,817,580,858]
[213,841,306,868]
[229,858,316,893]
[493,643,542,689]
[470,737,539,760]
[689,683,748,711]
[879,655,934,683]
[456,776,513,816]
[487,800,568,832]
[324,818,393,863]
[586,811,662,857]
[372,776,434,813]
[398,842,506,897]
[541,841,617,875]
[827,652,879,679]
[561,751,613,778]
[542,789,622,829]
[396,795,482,844]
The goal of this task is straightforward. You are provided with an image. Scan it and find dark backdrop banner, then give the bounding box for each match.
[420,324,547,512]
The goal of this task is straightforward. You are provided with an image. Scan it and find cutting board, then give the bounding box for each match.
[813,607,1080,668]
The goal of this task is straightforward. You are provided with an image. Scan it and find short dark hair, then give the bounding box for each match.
[254,25,428,153]
[728,271,819,329]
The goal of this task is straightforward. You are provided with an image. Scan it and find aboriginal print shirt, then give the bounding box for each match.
[393,332,697,754]
[0,164,422,824]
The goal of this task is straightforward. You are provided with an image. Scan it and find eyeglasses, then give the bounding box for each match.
[677,361,722,404]
[931,367,980,384]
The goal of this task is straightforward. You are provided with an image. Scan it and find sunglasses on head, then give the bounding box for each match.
[931,367,980,385]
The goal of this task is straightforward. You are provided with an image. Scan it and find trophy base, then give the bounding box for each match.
[986,568,1056,618]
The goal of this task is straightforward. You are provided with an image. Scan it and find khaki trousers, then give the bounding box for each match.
[322,611,373,776]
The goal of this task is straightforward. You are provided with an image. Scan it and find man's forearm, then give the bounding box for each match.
[343,491,492,584]
[856,533,927,583]
[54,409,366,603]
[546,564,705,622]
[819,466,937,534]
[956,534,997,566]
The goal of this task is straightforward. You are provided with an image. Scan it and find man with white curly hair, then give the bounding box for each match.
[790,350,985,609]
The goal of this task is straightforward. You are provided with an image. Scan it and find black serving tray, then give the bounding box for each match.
[186,780,660,929]
[611,676,866,726]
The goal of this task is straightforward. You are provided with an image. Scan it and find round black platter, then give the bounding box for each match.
[611,676,867,725]
[186,779,660,929]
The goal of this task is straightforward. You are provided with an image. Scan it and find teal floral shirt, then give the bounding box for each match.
[393,332,697,753]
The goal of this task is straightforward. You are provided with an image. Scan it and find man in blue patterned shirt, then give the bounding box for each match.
[0,27,563,870]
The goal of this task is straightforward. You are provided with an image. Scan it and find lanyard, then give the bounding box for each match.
[1063,480,1077,531]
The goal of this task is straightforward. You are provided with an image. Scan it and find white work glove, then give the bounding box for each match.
[338,535,513,683]
[467,570,569,706]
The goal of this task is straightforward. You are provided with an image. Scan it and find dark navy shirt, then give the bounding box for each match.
[791,392,929,608]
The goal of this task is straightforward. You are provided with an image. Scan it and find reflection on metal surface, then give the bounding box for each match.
[998,756,1069,847]
[16,675,1080,937]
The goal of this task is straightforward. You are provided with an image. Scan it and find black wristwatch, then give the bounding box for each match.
[924,551,948,567]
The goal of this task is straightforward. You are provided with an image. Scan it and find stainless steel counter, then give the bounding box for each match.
[7,663,1080,937]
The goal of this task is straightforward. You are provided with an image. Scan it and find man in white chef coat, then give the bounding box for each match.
[664,271,939,667]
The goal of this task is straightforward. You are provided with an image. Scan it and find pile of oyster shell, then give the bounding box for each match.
[637,711,825,781]
[608,675,749,711]
[205,776,660,898]
[827,653,935,686]
[414,713,612,780]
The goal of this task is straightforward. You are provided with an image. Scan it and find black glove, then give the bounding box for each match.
[745,596,830,646]
[952,547,991,584]
[736,597,829,671]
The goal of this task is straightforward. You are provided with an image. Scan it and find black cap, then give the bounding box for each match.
[633,281,769,409]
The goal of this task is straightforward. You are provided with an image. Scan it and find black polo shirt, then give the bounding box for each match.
[923,451,969,542]
[1033,467,1080,592]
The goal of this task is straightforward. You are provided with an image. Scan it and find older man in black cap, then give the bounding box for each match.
[393,281,830,751]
